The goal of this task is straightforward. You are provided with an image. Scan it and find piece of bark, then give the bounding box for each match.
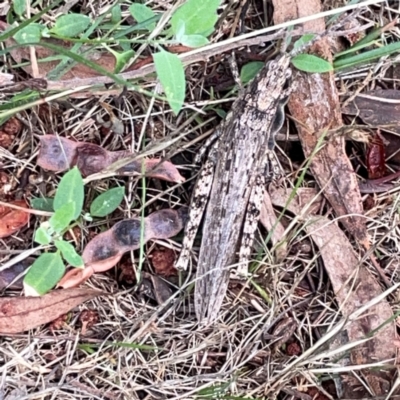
[272,1,395,397]
[273,0,367,246]
[0,288,104,333]
[37,135,185,183]
[267,187,397,398]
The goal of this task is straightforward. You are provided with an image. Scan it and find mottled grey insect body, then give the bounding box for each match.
[175,54,293,323]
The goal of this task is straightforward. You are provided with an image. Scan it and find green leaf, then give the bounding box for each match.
[34,226,52,245]
[179,34,209,48]
[107,48,135,74]
[240,61,264,84]
[111,5,122,24]
[174,19,186,42]
[0,0,64,43]
[31,197,54,212]
[171,0,220,36]
[333,41,400,71]
[55,240,84,267]
[293,34,315,50]
[13,24,42,44]
[153,50,186,115]
[129,3,156,30]
[23,252,65,296]
[50,14,91,37]
[49,202,75,233]
[90,186,125,217]
[291,54,333,73]
[54,167,84,220]
[13,0,27,16]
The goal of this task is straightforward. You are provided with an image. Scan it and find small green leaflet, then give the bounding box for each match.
[55,240,84,267]
[240,61,263,84]
[129,4,156,31]
[293,34,315,50]
[106,48,135,74]
[50,14,91,37]
[13,24,42,44]
[111,5,122,24]
[13,0,27,17]
[54,167,84,220]
[34,226,52,245]
[90,186,125,217]
[179,34,209,48]
[291,54,333,73]
[31,197,54,212]
[23,252,65,296]
[171,0,220,36]
[153,50,186,115]
[49,202,75,234]
[174,19,208,48]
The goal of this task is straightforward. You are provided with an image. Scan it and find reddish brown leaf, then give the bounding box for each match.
[0,131,14,148]
[37,135,185,183]
[0,288,104,333]
[2,117,22,136]
[79,309,99,335]
[0,200,30,239]
[150,247,177,277]
[366,131,386,179]
[0,172,10,195]
[0,117,21,148]
[58,208,187,288]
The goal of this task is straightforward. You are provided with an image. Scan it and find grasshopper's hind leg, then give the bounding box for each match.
[236,150,281,277]
[175,143,218,271]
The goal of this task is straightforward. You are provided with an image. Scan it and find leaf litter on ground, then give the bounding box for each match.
[0,288,104,333]
[2,0,400,399]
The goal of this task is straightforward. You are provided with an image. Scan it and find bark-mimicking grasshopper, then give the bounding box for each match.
[174,11,363,323]
[174,52,293,323]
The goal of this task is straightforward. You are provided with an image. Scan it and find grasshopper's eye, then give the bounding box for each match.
[268,60,277,70]
[285,68,292,80]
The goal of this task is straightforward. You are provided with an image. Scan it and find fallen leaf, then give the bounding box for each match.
[37,135,185,183]
[58,208,188,288]
[0,257,32,290]
[79,309,99,335]
[2,117,22,136]
[0,288,104,333]
[342,89,400,167]
[342,89,400,131]
[150,247,177,277]
[141,272,173,305]
[0,171,11,195]
[0,200,30,239]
